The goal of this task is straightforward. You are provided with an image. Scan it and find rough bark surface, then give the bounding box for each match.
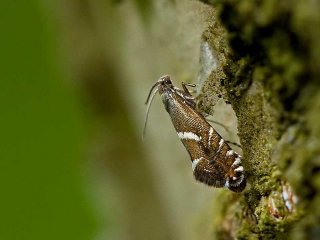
[197,1,320,239]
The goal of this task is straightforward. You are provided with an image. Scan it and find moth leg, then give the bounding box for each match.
[206,119,241,148]
[206,119,231,133]
[182,82,197,95]
[225,140,241,148]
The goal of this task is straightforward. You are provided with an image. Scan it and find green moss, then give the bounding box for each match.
[196,10,229,115]
[197,0,320,238]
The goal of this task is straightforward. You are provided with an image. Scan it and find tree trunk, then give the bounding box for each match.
[198,1,320,239]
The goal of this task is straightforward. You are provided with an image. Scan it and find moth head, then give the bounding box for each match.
[157,75,173,94]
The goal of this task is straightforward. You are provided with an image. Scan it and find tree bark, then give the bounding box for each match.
[197,1,320,239]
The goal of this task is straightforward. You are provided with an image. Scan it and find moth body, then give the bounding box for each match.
[146,75,246,192]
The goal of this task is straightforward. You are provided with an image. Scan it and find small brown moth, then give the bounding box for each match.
[144,75,246,192]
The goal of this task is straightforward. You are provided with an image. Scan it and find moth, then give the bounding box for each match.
[144,75,246,192]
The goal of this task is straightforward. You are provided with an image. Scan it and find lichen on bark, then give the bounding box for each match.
[197,1,320,239]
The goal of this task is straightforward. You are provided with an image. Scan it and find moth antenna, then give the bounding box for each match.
[145,81,160,104]
[207,119,231,133]
[184,83,196,87]
[143,87,159,139]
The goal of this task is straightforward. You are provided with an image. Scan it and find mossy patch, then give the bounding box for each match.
[197,0,320,239]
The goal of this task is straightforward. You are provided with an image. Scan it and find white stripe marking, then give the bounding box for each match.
[232,157,241,167]
[217,138,224,153]
[192,157,202,171]
[208,127,214,146]
[234,166,244,172]
[177,132,201,142]
[226,150,234,156]
[230,174,245,187]
[219,139,224,148]
[224,178,230,188]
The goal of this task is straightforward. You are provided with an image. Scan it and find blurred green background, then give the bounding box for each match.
[0,1,97,239]
[0,1,221,240]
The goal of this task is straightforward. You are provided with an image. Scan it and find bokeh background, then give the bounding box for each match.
[0,1,236,240]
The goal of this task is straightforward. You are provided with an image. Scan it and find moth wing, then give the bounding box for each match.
[194,136,246,192]
[173,87,196,109]
[193,156,228,188]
